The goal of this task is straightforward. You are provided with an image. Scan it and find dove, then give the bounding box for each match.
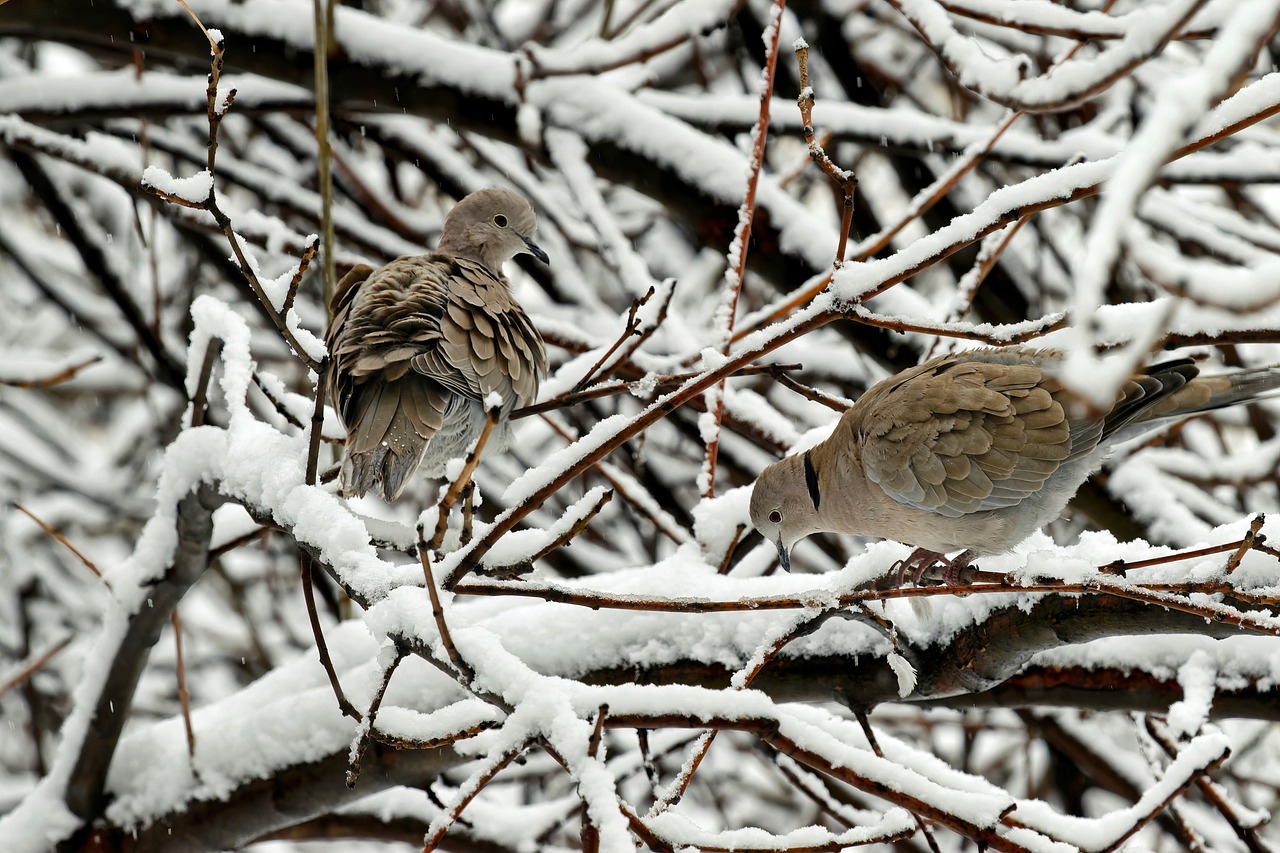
[749,346,1280,576]
[326,187,549,501]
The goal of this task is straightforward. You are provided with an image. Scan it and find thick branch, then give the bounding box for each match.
[63,485,223,825]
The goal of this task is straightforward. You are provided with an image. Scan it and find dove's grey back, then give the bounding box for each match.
[762,346,1280,557]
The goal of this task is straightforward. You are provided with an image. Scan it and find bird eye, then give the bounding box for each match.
[493,214,508,227]
[768,510,782,524]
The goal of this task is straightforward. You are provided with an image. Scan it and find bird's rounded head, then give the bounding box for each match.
[749,453,823,572]
[439,187,549,270]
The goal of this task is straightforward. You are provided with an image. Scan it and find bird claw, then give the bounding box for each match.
[889,548,977,587]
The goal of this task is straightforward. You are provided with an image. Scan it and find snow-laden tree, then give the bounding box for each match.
[3,1,1280,850]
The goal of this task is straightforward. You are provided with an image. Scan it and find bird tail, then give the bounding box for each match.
[1089,360,1280,451]
[1151,363,1280,420]
[340,380,433,502]
[1167,361,1280,417]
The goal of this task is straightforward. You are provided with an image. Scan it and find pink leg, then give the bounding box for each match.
[890,548,978,586]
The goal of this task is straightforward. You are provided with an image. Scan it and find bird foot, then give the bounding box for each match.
[889,548,977,587]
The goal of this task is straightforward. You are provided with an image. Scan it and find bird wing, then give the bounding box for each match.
[326,258,456,458]
[855,352,1075,517]
[326,255,546,450]
[428,258,547,408]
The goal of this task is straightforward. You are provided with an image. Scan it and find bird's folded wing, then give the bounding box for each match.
[327,257,477,443]
[431,259,546,406]
[858,358,1074,517]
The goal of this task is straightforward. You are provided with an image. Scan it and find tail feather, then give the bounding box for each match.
[339,380,433,501]
[1164,364,1280,417]
[1100,358,1198,442]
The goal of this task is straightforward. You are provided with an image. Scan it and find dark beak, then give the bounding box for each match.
[524,238,549,264]
[774,538,791,573]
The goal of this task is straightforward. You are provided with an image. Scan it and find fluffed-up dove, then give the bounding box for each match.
[326,187,549,501]
[749,346,1280,575]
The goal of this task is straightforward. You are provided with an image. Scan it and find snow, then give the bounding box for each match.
[1013,732,1231,851]
[526,0,740,76]
[9,1,1280,849]
[1168,650,1217,739]
[141,165,213,205]
[0,70,310,115]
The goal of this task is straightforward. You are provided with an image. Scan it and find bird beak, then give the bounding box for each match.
[523,238,549,264]
[773,537,791,572]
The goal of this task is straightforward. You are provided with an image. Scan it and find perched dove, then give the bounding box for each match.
[750,347,1280,574]
[326,187,549,501]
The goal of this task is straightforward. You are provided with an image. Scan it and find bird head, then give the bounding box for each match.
[748,453,823,572]
[439,187,549,270]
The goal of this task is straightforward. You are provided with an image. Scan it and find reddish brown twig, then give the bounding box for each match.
[582,704,609,853]
[418,524,475,686]
[1224,514,1265,574]
[856,712,941,853]
[795,41,857,267]
[537,414,688,546]
[140,23,320,371]
[0,636,71,698]
[170,609,197,763]
[717,524,746,574]
[609,281,674,382]
[305,358,330,487]
[1145,717,1270,853]
[300,551,360,720]
[651,604,857,817]
[525,490,614,567]
[571,286,655,393]
[703,0,786,499]
[421,741,529,853]
[514,362,800,420]
[429,404,499,554]
[774,373,853,412]
[0,355,102,389]
[12,503,103,580]
[347,648,405,787]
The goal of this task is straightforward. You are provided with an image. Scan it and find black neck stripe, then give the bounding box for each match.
[803,450,821,511]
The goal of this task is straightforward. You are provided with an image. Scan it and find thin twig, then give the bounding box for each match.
[537,414,689,547]
[306,358,330,486]
[774,373,853,412]
[582,704,609,853]
[1224,514,1265,574]
[796,41,857,267]
[460,482,475,547]
[856,712,941,853]
[421,742,528,853]
[12,504,103,580]
[347,647,405,787]
[171,609,197,762]
[0,355,102,389]
[142,21,321,371]
[1145,717,1270,853]
[313,0,336,317]
[524,490,614,566]
[284,235,320,316]
[703,0,786,499]
[717,524,746,574]
[301,552,361,720]
[190,338,223,429]
[571,286,654,393]
[514,362,801,420]
[429,405,499,554]
[651,604,849,817]
[417,524,475,685]
[609,280,674,382]
[0,636,71,698]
